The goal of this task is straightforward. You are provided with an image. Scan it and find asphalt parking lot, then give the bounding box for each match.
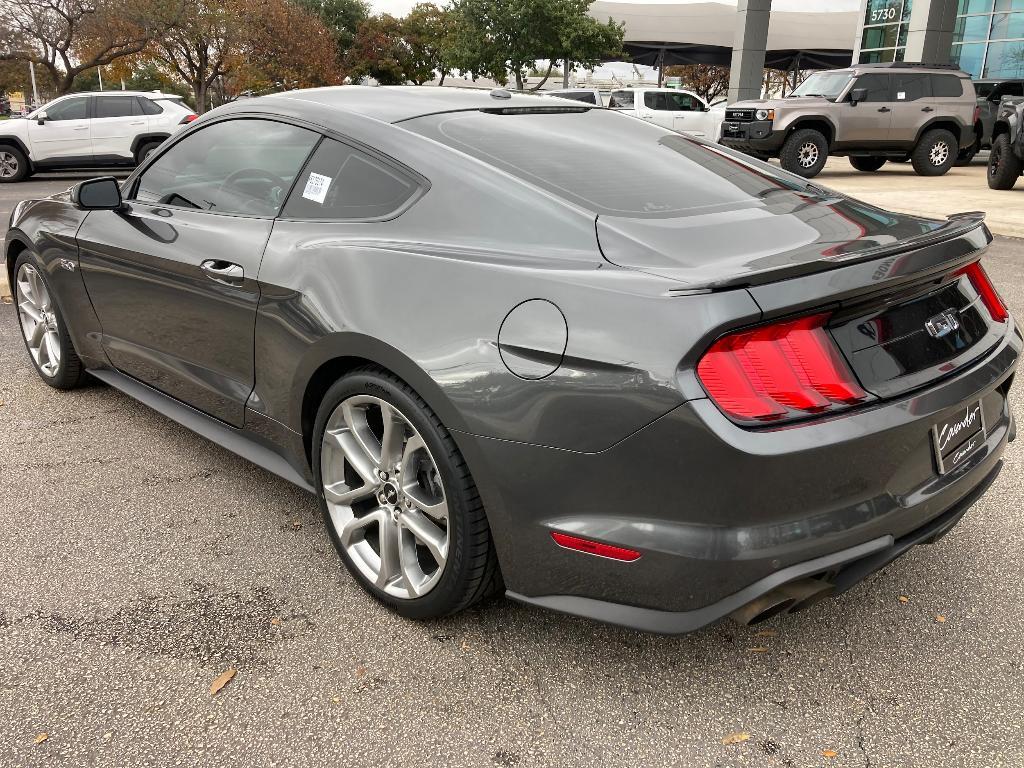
[2,175,1024,768]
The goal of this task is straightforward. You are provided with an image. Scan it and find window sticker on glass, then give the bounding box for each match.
[302,172,332,204]
[897,91,906,100]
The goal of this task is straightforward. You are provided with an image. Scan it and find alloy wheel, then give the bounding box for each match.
[321,395,449,599]
[798,142,819,169]
[929,141,950,166]
[0,151,19,179]
[16,263,61,377]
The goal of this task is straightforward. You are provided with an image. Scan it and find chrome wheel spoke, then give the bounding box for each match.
[322,393,451,600]
[16,263,60,379]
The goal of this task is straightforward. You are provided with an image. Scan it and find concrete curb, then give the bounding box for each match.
[0,269,10,303]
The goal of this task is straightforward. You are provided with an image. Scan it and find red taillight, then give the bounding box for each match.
[958,261,1009,323]
[550,531,641,562]
[697,313,872,425]
[973,105,981,124]
[180,114,198,124]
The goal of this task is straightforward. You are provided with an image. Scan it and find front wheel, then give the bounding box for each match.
[779,129,828,178]
[911,129,957,176]
[988,133,1022,190]
[0,145,30,182]
[313,368,502,619]
[13,254,86,389]
[849,156,886,172]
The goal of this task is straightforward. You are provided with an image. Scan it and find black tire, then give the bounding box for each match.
[135,140,162,165]
[911,128,957,176]
[779,128,828,178]
[954,138,979,167]
[0,144,31,182]
[988,133,1022,190]
[13,252,86,389]
[312,367,502,620]
[849,156,886,172]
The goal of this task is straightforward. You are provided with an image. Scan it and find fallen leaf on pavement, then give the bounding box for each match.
[935,614,947,623]
[291,519,302,530]
[34,733,48,745]
[822,749,838,758]
[354,666,367,678]
[898,596,909,603]
[209,667,237,695]
[270,617,282,626]
[721,732,751,745]
[748,647,769,653]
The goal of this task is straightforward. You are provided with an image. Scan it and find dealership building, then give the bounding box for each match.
[853,0,1024,79]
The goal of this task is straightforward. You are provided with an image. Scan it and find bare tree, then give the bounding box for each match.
[0,0,180,94]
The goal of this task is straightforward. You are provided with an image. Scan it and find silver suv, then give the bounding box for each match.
[719,63,978,178]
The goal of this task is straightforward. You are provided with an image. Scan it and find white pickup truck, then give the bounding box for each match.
[608,88,726,140]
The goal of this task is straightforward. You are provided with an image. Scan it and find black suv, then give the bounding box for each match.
[987,95,1024,189]
[971,79,1024,163]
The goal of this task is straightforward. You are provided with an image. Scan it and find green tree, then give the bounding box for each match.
[447,0,623,91]
[664,64,730,104]
[402,3,454,85]
[342,14,409,85]
[297,0,369,58]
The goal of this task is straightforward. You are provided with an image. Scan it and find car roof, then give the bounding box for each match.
[57,91,183,99]
[253,86,571,124]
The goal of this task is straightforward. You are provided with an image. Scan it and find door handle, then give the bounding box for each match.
[921,107,934,112]
[130,120,145,125]
[73,126,89,130]
[201,260,244,283]
[877,107,891,113]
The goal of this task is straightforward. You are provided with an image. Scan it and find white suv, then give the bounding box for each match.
[0,91,197,183]
[608,88,726,140]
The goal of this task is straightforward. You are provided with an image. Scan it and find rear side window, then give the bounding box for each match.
[608,91,634,108]
[95,95,138,118]
[137,97,164,115]
[893,72,930,101]
[852,73,892,102]
[932,75,966,97]
[282,138,421,220]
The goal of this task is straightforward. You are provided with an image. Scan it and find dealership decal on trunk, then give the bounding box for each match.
[932,401,986,474]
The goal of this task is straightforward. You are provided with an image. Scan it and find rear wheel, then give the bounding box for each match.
[849,156,886,172]
[911,128,957,176]
[988,133,1022,190]
[13,254,86,389]
[0,145,30,182]
[779,129,828,178]
[954,136,980,166]
[135,140,162,165]
[313,368,502,619]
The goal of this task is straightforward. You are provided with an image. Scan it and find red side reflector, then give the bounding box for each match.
[958,261,1009,323]
[550,531,641,562]
[697,313,872,425]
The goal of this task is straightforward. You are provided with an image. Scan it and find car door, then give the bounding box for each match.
[840,73,893,144]
[638,91,675,129]
[91,94,148,161]
[665,91,712,137]
[26,96,92,162]
[889,70,934,147]
[76,117,321,426]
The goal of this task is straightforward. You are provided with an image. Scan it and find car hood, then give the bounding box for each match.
[596,186,984,289]
[728,96,833,110]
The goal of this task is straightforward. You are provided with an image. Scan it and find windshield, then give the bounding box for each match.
[403,108,813,219]
[790,71,853,100]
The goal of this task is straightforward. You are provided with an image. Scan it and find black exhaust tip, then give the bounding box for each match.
[729,590,796,625]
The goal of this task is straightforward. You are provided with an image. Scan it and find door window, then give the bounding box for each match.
[608,91,634,108]
[95,95,138,118]
[851,73,892,102]
[282,138,421,220]
[133,119,319,216]
[893,73,931,101]
[644,92,702,111]
[45,98,89,121]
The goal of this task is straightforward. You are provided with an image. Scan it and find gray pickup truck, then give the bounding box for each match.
[987,95,1024,189]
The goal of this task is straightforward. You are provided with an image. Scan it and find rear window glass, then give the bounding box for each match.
[282,138,420,220]
[932,74,965,97]
[404,109,811,219]
[551,91,597,104]
[608,91,634,108]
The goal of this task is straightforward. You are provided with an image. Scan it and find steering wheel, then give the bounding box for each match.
[216,167,286,213]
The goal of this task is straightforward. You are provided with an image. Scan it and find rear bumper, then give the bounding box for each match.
[459,324,1020,633]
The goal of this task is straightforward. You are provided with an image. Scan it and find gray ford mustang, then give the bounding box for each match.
[4,87,1019,633]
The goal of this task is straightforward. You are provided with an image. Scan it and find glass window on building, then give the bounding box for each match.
[984,40,1024,76]
[959,0,994,12]
[950,0,1024,78]
[995,0,1024,10]
[860,0,911,63]
[953,42,988,75]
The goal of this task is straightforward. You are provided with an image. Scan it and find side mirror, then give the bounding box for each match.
[71,176,124,211]
[849,88,868,106]
[36,110,48,125]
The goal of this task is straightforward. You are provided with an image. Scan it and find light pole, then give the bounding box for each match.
[29,61,39,106]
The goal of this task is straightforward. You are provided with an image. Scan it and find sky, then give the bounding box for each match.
[369,0,861,16]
